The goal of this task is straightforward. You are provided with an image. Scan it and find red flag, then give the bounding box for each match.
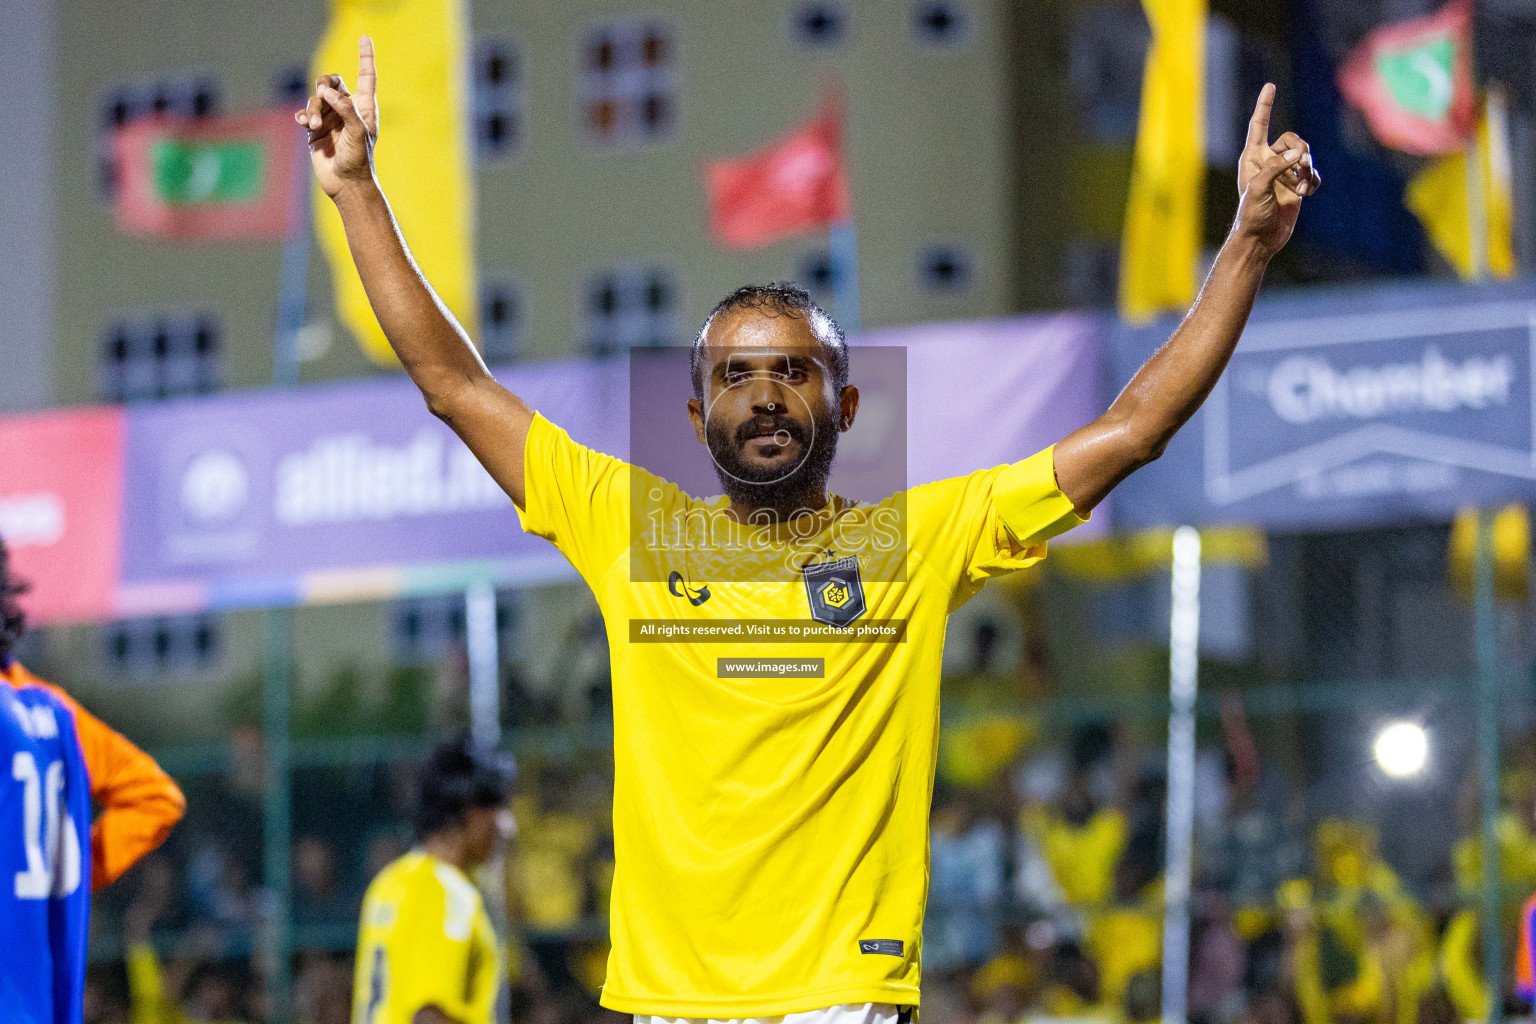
[113,110,298,240]
[706,103,851,250]
[1337,0,1475,156]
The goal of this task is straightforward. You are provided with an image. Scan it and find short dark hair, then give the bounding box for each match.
[691,283,849,401]
[414,738,516,839]
[0,537,28,667]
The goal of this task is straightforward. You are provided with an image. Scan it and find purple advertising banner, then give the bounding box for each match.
[1109,279,1536,531]
[118,361,631,614]
[859,312,1106,496]
[116,312,1104,616]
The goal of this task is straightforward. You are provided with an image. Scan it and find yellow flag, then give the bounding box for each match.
[1405,92,1516,281]
[1048,525,1265,582]
[312,0,477,367]
[1449,505,1529,604]
[1119,0,1207,325]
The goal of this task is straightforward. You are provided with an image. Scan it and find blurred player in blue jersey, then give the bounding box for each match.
[0,635,93,1023]
[0,537,187,1023]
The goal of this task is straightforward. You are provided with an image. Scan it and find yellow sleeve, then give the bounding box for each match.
[911,446,1088,606]
[992,447,1091,552]
[383,868,481,1022]
[515,412,632,584]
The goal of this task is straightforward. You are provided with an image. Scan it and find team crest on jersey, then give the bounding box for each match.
[802,556,866,627]
[668,571,711,606]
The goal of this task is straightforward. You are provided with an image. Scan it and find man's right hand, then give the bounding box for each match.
[298,35,379,199]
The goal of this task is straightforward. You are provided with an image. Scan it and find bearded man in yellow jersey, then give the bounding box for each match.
[300,39,1318,1024]
[354,740,515,1024]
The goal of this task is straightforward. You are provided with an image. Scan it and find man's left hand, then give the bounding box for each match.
[1234,83,1321,258]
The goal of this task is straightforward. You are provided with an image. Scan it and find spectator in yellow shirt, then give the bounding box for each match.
[1022,725,1133,909]
[122,857,250,1024]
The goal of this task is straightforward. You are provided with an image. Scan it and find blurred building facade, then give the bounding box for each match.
[8,0,1529,782]
[14,8,1536,1020]
[46,0,1060,404]
[22,0,1536,410]
[28,0,1092,702]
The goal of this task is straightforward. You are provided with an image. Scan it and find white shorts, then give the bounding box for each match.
[637,1003,911,1024]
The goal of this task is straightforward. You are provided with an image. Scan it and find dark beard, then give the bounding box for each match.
[706,407,839,518]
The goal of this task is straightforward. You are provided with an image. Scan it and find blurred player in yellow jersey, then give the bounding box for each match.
[353,740,515,1024]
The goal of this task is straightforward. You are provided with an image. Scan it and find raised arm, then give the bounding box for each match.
[299,37,534,508]
[1053,84,1320,514]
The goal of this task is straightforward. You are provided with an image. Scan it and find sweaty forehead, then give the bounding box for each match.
[699,307,827,364]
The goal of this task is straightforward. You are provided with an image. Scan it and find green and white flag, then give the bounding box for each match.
[1337,0,1475,156]
[113,110,297,240]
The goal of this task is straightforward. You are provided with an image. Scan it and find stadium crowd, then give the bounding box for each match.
[74,716,1536,1024]
[61,611,1536,1024]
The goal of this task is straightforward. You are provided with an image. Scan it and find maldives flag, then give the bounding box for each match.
[113,110,298,240]
[1337,0,1475,156]
[706,102,851,250]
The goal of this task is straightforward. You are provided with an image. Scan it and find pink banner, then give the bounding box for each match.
[0,408,125,624]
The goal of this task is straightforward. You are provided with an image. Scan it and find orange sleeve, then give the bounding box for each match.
[1519,894,1536,1000]
[38,679,187,889]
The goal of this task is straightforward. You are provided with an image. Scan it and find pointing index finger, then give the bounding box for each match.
[1246,83,1276,149]
[358,36,376,104]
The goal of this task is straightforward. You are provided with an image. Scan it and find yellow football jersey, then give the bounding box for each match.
[517,412,1086,1017]
[353,851,500,1024]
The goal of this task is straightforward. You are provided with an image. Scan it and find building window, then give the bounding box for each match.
[480,281,524,364]
[1067,4,1150,144]
[582,268,678,357]
[154,78,220,119]
[1064,240,1119,307]
[919,245,972,292]
[393,590,518,664]
[798,249,840,301]
[580,19,678,146]
[474,39,523,160]
[100,314,222,404]
[792,2,848,48]
[99,76,222,198]
[103,614,223,680]
[274,66,309,105]
[911,0,971,47]
[1203,14,1242,167]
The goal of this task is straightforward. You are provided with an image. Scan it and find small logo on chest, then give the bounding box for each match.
[668,570,711,606]
[802,556,866,627]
